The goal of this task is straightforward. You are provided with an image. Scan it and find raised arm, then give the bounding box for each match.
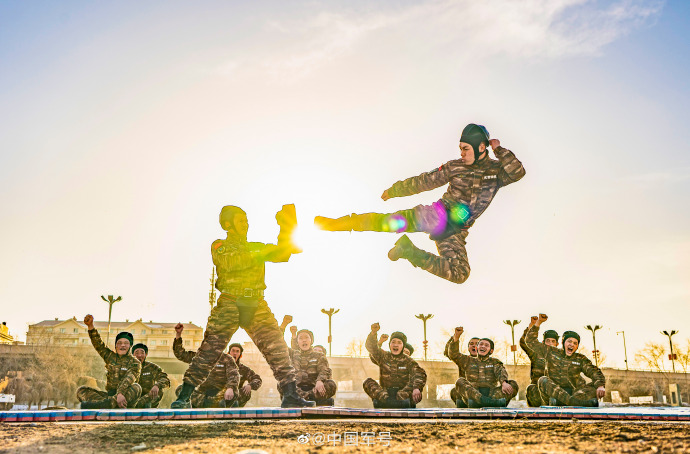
[519,316,537,358]
[84,315,115,363]
[525,314,547,357]
[385,162,454,199]
[365,323,386,365]
[173,337,196,363]
[446,327,469,368]
[490,140,526,188]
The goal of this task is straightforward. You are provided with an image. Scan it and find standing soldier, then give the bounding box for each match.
[520,317,571,407]
[447,327,519,408]
[173,323,239,408]
[315,124,526,284]
[172,204,313,409]
[363,323,427,409]
[287,325,338,406]
[444,335,479,407]
[77,314,142,409]
[525,314,605,407]
[227,343,263,407]
[131,343,170,408]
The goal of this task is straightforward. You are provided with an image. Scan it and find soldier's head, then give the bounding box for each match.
[296,329,314,351]
[562,331,580,356]
[313,345,327,355]
[115,332,134,356]
[228,343,243,361]
[468,337,480,357]
[477,338,494,357]
[543,330,559,348]
[389,331,407,356]
[459,123,490,165]
[403,343,414,357]
[219,206,248,236]
[132,343,148,363]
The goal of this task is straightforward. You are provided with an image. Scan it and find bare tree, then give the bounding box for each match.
[634,342,668,372]
[345,338,365,357]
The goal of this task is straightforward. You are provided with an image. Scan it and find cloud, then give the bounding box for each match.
[229,0,664,82]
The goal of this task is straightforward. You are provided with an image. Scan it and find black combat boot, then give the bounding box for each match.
[568,397,599,407]
[280,382,316,408]
[455,398,468,408]
[479,395,507,408]
[315,397,335,407]
[80,398,113,409]
[171,382,194,409]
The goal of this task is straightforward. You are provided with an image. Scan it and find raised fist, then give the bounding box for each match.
[537,314,548,325]
[381,189,390,201]
[454,327,464,341]
[371,323,380,333]
[529,316,538,327]
[380,334,389,343]
[489,139,500,150]
[282,315,293,326]
[84,314,94,329]
[290,325,298,335]
[175,323,184,338]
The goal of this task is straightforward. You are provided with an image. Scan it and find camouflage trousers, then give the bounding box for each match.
[237,390,252,407]
[537,376,597,406]
[76,384,142,408]
[298,379,337,401]
[526,384,542,407]
[183,294,295,390]
[354,206,471,284]
[176,385,235,409]
[362,378,411,401]
[133,390,165,409]
[455,378,519,406]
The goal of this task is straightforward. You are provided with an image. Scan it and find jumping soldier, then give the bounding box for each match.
[77,314,142,409]
[172,205,314,409]
[131,343,170,408]
[444,335,479,406]
[287,325,337,406]
[173,323,239,408]
[363,323,426,409]
[447,327,519,408]
[227,342,263,407]
[315,124,525,284]
[525,314,605,407]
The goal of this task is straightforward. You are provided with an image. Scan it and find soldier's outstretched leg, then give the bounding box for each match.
[389,232,471,284]
[526,384,544,407]
[363,378,388,403]
[77,387,110,409]
[538,376,598,407]
[488,380,519,406]
[244,300,314,408]
[172,296,240,408]
[570,384,599,406]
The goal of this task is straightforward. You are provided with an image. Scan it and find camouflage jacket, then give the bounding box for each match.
[443,337,472,378]
[366,332,427,392]
[519,326,546,384]
[290,348,332,388]
[138,361,171,394]
[173,338,239,394]
[447,337,509,388]
[525,326,605,390]
[88,328,141,395]
[238,362,262,390]
[387,146,525,229]
[212,231,293,295]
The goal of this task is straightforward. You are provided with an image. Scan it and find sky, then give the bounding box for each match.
[1,0,689,369]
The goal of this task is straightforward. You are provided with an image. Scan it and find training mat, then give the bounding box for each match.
[1,406,689,422]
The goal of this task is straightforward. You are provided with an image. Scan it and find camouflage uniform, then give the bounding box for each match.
[76,328,142,408]
[321,146,525,284]
[133,360,170,408]
[525,326,605,406]
[174,337,240,407]
[363,332,426,407]
[289,348,337,402]
[236,362,263,407]
[181,231,296,392]
[446,337,518,406]
[444,337,476,404]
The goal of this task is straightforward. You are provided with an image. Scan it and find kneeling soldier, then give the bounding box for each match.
[526,314,605,407]
[363,323,426,409]
[173,323,239,408]
[228,343,263,407]
[447,327,518,408]
[77,314,142,409]
[288,326,337,406]
[131,343,170,408]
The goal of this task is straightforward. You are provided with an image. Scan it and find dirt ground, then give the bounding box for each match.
[1,420,688,453]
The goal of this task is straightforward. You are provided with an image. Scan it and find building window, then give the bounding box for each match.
[141,330,146,335]
[161,330,168,334]
[150,340,156,346]
[73,328,79,333]
[82,339,88,344]
[46,328,53,333]
[60,328,66,333]
[160,340,167,346]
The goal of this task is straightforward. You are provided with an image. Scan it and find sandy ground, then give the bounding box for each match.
[1,420,689,453]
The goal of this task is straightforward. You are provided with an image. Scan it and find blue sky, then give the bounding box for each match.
[1,0,688,368]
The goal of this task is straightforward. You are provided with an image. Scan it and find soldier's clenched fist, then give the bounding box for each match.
[537,314,548,325]
[84,315,94,330]
[175,323,184,338]
[371,323,380,333]
[453,327,464,341]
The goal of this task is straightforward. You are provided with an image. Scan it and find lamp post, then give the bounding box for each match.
[415,314,434,360]
[661,330,678,373]
[617,331,628,371]
[320,308,339,357]
[585,324,602,367]
[503,319,521,368]
[100,295,122,347]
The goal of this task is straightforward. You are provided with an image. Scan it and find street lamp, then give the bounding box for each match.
[616,331,628,371]
[503,320,521,368]
[100,295,122,347]
[585,325,602,367]
[661,330,678,373]
[320,308,340,357]
[415,314,434,360]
